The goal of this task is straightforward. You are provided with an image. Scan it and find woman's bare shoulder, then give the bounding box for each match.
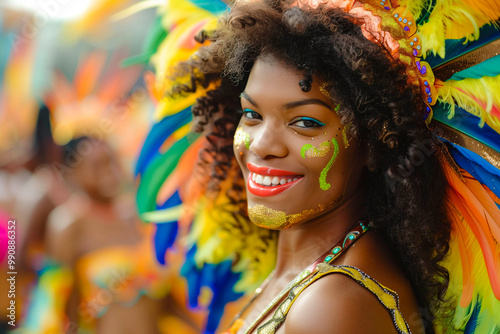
[45,198,87,265]
[283,269,400,334]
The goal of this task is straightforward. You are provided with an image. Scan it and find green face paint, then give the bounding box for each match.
[319,138,340,191]
[234,127,250,150]
[300,138,340,191]
[300,141,333,158]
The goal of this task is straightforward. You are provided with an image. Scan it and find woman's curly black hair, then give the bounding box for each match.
[169,0,452,331]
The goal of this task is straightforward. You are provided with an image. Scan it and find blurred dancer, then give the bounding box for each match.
[18,105,70,275]
[0,104,69,327]
[20,137,172,334]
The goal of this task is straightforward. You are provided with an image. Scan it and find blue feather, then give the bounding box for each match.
[181,245,244,333]
[205,262,243,333]
[154,222,178,265]
[464,300,481,334]
[440,139,500,200]
[433,103,500,154]
[181,246,203,308]
[158,189,183,209]
[154,193,182,264]
[134,107,192,176]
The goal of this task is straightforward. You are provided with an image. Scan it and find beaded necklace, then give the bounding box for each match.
[225,221,370,334]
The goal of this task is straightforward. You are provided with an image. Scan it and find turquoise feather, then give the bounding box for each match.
[449,55,500,81]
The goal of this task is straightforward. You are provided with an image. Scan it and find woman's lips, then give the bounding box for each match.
[246,163,304,197]
[247,163,301,176]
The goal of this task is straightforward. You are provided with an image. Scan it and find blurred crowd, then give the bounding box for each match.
[0,1,212,333]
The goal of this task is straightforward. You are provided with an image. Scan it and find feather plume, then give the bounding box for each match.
[184,167,277,293]
[396,0,429,22]
[418,0,500,58]
[436,74,500,133]
[446,170,500,298]
[438,164,500,333]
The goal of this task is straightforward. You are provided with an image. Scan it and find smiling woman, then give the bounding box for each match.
[166,2,448,333]
[138,0,500,333]
[237,56,364,230]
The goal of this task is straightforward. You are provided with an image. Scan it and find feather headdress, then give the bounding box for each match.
[135,0,500,332]
[44,50,149,164]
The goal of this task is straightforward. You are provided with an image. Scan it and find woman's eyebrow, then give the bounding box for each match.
[283,99,332,110]
[240,92,259,108]
[240,93,331,110]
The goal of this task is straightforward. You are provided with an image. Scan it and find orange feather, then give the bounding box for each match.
[445,164,500,300]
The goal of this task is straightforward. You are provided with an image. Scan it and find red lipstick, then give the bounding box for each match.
[247,163,301,176]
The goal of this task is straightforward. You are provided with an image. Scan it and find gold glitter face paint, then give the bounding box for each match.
[342,122,352,149]
[234,127,250,150]
[300,141,333,158]
[319,84,331,99]
[248,195,343,229]
[319,138,339,191]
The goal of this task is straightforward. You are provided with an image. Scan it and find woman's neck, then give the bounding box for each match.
[273,189,366,279]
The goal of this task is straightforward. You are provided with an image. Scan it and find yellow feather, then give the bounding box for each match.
[186,168,277,293]
[397,0,429,21]
[419,15,447,58]
[149,3,218,119]
[437,74,500,133]
[436,203,500,333]
[419,0,500,58]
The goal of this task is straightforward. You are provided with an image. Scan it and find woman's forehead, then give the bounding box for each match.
[243,57,334,108]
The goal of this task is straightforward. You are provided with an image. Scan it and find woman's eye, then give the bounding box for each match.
[243,109,262,120]
[292,117,325,128]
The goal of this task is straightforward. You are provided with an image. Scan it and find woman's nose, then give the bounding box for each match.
[248,122,288,159]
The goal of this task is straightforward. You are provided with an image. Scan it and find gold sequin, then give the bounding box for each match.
[319,83,331,99]
[255,264,411,334]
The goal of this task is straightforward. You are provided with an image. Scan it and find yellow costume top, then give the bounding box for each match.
[19,227,172,334]
[74,233,171,331]
[224,263,411,334]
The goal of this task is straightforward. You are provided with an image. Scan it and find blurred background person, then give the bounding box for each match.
[0,1,239,333]
[0,2,182,333]
[30,136,171,333]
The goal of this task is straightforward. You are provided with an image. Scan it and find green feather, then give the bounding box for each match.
[137,136,191,215]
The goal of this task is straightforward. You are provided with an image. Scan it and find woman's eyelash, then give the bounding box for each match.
[292,117,325,127]
[243,109,262,119]
[240,109,323,128]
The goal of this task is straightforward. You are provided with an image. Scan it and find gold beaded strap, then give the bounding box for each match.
[237,222,369,334]
[257,263,411,334]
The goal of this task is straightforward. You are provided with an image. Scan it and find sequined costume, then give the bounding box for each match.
[18,225,172,333]
[74,230,171,332]
[225,264,412,334]
[133,0,500,333]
